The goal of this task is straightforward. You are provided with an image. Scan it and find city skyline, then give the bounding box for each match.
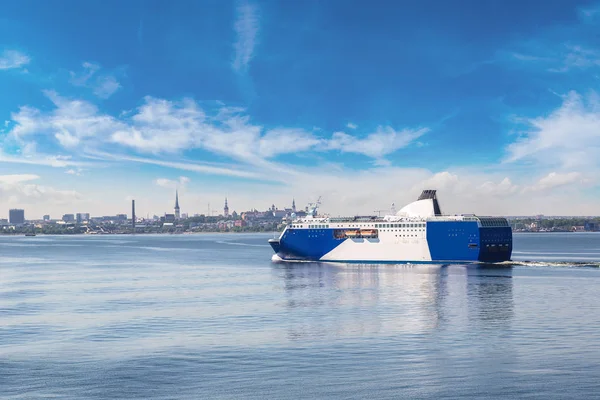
[1,190,301,221]
[1,1,600,218]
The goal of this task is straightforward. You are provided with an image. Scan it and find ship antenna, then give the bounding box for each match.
[308,196,322,217]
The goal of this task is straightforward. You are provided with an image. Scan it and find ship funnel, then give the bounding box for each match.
[417,190,442,216]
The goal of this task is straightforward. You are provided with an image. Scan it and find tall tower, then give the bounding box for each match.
[224,198,229,217]
[292,199,296,213]
[174,190,181,219]
[132,199,136,233]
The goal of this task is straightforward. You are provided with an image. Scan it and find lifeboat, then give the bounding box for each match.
[359,229,378,238]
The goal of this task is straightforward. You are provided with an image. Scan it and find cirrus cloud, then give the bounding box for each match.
[154,176,190,189]
[7,91,429,169]
[0,50,30,70]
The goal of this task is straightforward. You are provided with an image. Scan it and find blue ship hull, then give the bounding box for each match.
[269,220,512,264]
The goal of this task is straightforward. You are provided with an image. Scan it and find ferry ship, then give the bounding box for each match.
[268,190,512,264]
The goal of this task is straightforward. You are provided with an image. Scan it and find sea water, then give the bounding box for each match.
[1,233,599,399]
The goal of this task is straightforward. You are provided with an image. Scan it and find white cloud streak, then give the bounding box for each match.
[93,75,121,99]
[154,176,190,189]
[328,127,429,159]
[528,172,585,192]
[8,91,428,172]
[549,45,600,73]
[4,85,598,217]
[0,150,94,169]
[0,174,39,184]
[65,168,84,176]
[505,90,600,170]
[0,174,81,208]
[0,50,30,70]
[232,0,259,72]
[505,43,600,73]
[69,62,121,98]
[84,150,267,180]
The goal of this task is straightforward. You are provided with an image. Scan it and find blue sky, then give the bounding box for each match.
[1,0,600,218]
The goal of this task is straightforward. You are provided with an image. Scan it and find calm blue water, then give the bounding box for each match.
[1,232,599,399]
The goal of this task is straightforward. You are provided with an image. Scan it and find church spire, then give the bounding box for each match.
[174,190,180,219]
[224,197,229,217]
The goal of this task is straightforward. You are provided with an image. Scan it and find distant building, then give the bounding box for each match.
[131,200,136,232]
[292,199,296,213]
[62,214,75,222]
[181,213,188,220]
[164,213,175,223]
[76,213,90,223]
[9,209,25,225]
[584,221,597,232]
[43,215,50,221]
[224,198,229,218]
[116,214,127,221]
[272,209,287,218]
[174,190,181,219]
[295,210,307,218]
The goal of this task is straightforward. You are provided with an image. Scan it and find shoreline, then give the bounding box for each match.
[2,230,599,236]
[0,231,281,236]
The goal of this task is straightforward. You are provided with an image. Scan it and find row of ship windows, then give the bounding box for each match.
[377,223,426,228]
[291,223,427,229]
[385,229,425,232]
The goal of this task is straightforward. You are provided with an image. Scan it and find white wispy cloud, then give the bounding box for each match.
[154,176,190,189]
[0,174,40,184]
[528,172,585,192]
[232,0,259,72]
[505,90,600,170]
[509,52,554,62]
[579,3,600,20]
[232,165,597,217]
[93,75,121,99]
[69,62,121,98]
[65,168,84,176]
[8,91,428,173]
[0,174,81,207]
[549,45,600,73]
[346,122,358,129]
[0,50,30,70]
[5,89,598,217]
[258,128,323,157]
[0,150,94,169]
[10,90,125,148]
[504,43,600,73]
[69,61,100,85]
[328,126,429,159]
[84,150,267,180]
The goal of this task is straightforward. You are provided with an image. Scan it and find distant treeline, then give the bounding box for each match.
[1,222,281,235]
[511,217,600,229]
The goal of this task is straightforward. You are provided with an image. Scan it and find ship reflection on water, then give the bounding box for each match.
[273,262,513,341]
